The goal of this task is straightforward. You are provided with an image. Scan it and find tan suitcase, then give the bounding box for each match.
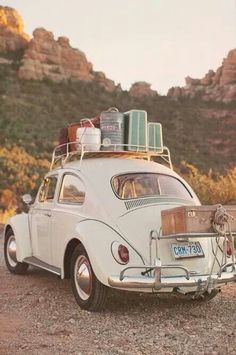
[67,123,81,151]
[161,205,236,236]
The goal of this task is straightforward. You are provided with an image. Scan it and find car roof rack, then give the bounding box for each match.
[50,142,173,171]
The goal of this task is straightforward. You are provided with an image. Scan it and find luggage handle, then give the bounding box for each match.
[80,118,95,128]
[104,107,119,113]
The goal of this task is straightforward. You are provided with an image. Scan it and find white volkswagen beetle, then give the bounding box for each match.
[4,147,236,311]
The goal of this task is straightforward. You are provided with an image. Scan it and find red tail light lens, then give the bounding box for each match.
[118,245,129,264]
[224,239,232,256]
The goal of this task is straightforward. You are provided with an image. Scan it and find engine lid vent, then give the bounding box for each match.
[125,197,161,210]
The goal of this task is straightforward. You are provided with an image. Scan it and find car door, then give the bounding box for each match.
[30,175,58,264]
[51,172,86,267]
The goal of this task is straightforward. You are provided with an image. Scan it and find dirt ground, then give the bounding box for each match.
[0,226,236,355]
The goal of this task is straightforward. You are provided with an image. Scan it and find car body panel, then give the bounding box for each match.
[69,219,144,285]
[64,158,200,219]
[117,203,212,275]
[30,206,53,263]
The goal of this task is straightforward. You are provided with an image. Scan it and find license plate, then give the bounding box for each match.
[171,241,204,259]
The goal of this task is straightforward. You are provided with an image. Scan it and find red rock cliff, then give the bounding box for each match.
[167,49,236,102]
[17,27,117,92]
[129,82,158,98]
[0,6,29,52]
[0,6,117,92]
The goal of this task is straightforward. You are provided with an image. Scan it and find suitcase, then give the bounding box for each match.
[161,205,236,236]
[67,118,100,151]
[148,122,163,152]
[124,110,148,151]
[68,123,81,151]
[58,126,69,154]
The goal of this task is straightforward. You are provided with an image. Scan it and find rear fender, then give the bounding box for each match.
[4,214,32,262]
[70,219,144,286]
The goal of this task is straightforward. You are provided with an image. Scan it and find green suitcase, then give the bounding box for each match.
[124,110,148,151]
[148,122,163,152]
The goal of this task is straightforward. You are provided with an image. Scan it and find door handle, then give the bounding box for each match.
[43,212,51,217]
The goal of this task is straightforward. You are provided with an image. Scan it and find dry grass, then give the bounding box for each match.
[179,162,236,205]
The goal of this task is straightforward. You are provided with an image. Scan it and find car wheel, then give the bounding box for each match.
[4,229,28,274]
[70,244,108,311]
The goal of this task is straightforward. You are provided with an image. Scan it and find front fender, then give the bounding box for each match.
[71,219,144,286]
[5,214,32,262]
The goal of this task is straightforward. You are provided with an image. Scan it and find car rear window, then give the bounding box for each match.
[111,173,192,200]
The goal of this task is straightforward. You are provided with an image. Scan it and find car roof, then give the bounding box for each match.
[53,158,177,177]
[48,157,200,216]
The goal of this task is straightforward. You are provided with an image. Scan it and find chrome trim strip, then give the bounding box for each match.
[23,257,61,276]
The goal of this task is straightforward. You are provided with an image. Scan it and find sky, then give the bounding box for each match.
[1,0,236,94]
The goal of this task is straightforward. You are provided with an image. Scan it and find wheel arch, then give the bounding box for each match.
[63,238,81,279]
[61,219,144,286]
[4,224,13,237]
[4,214,32,262]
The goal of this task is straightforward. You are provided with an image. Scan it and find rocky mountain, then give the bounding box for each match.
[18,28,119,92]
[0,6,161,97]
[0,6,118,92]
[0,6,235,173]
[168,49,236,102]
[2,5,236,103]
[0,6,29,53]
[129,82,158,98]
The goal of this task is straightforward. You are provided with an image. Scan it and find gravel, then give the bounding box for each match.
[0,226,235,355]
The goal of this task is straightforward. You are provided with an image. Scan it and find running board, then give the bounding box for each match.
[23,257,61,276]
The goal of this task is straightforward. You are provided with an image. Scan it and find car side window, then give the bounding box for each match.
[39,176,58,203]
[59,174,85,205]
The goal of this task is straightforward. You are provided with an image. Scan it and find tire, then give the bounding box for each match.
[70,244,108,311]
[4,229,29,274]
[192,289,220,302]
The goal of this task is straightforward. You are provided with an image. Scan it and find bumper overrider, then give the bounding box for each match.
[108,263,236,292]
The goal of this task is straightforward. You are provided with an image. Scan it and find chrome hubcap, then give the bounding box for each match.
[74,255,92,300]
[7,235,17,267]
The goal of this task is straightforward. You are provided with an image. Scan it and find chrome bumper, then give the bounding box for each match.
[108,230,236,293]
[108,273,236,290]
[108,272,236,290]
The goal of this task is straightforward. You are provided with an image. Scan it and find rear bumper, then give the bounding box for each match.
[108,230,236,293]
[108,270,236,292]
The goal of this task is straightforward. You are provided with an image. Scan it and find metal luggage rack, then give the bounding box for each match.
[50,142,173,171]
[155,231,236,276]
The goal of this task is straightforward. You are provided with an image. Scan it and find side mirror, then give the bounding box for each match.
[22,194,33,205]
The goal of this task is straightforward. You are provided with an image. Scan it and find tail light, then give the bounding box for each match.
[111,242,130,264]
[224,239,232,256]
[118,245,129,264]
